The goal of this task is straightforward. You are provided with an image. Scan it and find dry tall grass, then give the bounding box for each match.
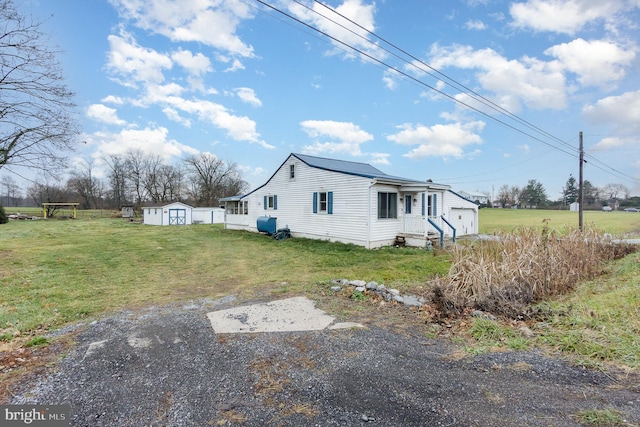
[430,221,637,318]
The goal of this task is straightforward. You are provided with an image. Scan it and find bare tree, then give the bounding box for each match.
[602,183,630,200]
[103,154,129,208]
[1,174,21,206]
[28,180,72,217]
[125,149,149,207]
[184,153,247,206]
[67,160,104,209]
[0,0,79,173]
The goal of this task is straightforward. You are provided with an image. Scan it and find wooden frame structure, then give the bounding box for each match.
[42,202,80,219]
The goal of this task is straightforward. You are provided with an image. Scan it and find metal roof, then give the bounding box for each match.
[292,153,423,183]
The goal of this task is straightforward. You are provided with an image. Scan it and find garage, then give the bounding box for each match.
[449,208,477,235]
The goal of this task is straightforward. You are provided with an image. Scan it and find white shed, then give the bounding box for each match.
[143,202,193,226]
[192,207,225,224]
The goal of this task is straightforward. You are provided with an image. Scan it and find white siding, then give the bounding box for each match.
[143,202,193,226]
[245,157,374,246]
[442,191,478,235]
[192,207,225,224]
[368,184,403,248]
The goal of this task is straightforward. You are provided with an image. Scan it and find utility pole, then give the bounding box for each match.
[578,131,584,231]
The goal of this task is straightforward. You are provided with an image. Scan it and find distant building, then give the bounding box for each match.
[457,190,490,206]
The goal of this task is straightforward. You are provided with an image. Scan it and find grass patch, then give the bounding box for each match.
[534,251,640,369]
[0,218,450,337]
[479,208,640,237]
[25,336,48,347]
[575,408,626,427]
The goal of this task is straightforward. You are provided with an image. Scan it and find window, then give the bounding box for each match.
[264,195,277,210]
[405,195,412,214]
[289,164,295,179]
[313,191,333,214]
[319,192,327,212]
[423,193,438,217]
[377,192,397,219]
[226,201,249,215]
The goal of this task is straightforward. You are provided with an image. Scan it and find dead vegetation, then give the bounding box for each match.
[429,221,638,319]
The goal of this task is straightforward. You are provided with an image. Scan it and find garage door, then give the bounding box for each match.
[168,208,187,225]
[449,208,475,235]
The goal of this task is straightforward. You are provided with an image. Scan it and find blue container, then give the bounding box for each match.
[256,216,277,235]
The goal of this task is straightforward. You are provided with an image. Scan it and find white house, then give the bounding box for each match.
[143,202,193,226]
[457,190,489,206]
[221,153,478,249]
[192,207,225,224]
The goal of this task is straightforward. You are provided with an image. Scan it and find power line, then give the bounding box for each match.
[253,0,579,159]
[308,0,578,155]
[252,0,639,185]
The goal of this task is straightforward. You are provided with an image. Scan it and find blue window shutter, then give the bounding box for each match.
[313,192,318,214]
[264,196,267,210]
[434,194,437,217]
[274,195,278,210]
[421,193,425,216]
[328,191,333,215]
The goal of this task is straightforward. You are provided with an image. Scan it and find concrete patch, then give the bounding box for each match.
[206,296,362,334]
[83,340,108,360]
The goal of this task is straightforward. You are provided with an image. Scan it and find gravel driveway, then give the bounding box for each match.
[10,297,640,427]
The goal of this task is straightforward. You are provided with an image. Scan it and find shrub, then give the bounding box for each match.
[429,222,637,319]
[0,204,7,224]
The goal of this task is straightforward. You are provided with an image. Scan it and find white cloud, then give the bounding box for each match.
[465,20,487,30]
[171,49,212,75]
[583,91,640,154]
[387,121,485,159]
[86,104,127,126]
[582,90,640,134]
[109,0,255,58]
[235,87,262,107]
[370,152,390,165]
[300,120,374,156]
[101,95,125,105]
[545,38,635,87]
[107,30,172,84]
[509,0,628,35]
[162,107,192,127]
[429,43,567,111]
[289,0,385,61]
[89,126,199,163]
[163,96,273,149]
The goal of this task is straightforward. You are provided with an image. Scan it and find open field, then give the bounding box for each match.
[479,208,640,237]
[1,213,639,372]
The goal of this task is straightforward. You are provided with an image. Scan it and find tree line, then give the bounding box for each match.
[493,175,636,209]
[1,150,248,213]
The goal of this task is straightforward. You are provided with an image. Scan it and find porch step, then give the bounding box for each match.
[394,236,406,247]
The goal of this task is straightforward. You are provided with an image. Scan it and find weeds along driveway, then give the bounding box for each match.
[10,297,640,427]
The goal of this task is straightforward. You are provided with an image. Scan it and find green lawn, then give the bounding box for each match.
[479,208,640,237]
[0,218,450,335]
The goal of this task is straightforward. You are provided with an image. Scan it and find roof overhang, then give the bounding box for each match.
[398,183,450,192]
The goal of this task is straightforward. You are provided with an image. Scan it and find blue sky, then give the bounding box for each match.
[17,0,640,199]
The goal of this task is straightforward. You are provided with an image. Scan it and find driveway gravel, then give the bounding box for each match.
[10,297,640,427]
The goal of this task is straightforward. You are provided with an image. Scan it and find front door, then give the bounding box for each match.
[168,208,187,225]
[404,195,412,214]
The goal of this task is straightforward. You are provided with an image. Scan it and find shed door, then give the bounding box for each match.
[169,208,187,225]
